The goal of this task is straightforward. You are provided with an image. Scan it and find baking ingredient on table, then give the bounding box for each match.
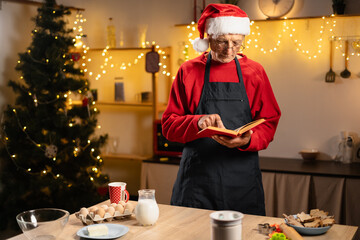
[75,201,135,225]
[279,223,304,240]
[283,209,335,228]
[100,204,109,210]
[135,198,160,225]
[106,206,115,216]
[115,203,124,213]
[79,207,89,216]
[89,206,98,212]
[135,189,159,226]
[118,200,127,207]
[87,224,109,237]
[125,201,135,212]
[95,207,106,218]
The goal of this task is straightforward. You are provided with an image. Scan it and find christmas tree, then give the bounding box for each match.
[0,0,108,231]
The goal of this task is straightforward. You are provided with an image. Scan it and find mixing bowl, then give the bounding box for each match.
[16,208,69,240]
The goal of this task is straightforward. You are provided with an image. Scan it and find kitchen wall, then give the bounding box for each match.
[1,0,360,160]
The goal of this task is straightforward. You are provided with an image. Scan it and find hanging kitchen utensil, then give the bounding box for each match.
[325,40,335,82]
[340,40,351,78]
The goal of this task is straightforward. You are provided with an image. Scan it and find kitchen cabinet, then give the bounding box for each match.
[140,156,360,238]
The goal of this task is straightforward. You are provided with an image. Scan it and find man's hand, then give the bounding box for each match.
[212,130,253,149]
[198,114,225,130]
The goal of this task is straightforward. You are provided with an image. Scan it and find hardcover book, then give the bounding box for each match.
[196,118,266,139]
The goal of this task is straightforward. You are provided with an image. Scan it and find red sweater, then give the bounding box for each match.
[161,52,281,152]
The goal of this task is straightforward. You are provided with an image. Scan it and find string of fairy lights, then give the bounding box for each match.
[76,15,360,89]
[184,15,360,61]
[83,44,171,82]
[74,15,172,83]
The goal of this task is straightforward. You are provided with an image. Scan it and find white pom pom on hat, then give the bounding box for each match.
[193,3,250,52]
[193,37,210,52]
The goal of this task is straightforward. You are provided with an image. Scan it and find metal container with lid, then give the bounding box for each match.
[210,210,244,240]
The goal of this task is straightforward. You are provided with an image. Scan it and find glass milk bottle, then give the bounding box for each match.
[135,189,159,226]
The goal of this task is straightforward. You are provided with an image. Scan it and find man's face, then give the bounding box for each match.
[209,34,244,63]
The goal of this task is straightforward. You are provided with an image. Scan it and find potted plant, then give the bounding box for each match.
[332,0,346,15]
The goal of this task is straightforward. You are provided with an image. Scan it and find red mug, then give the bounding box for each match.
[108,182,129,204]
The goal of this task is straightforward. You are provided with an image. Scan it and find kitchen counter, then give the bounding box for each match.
[9,200,358,240]
[143,156,360,178]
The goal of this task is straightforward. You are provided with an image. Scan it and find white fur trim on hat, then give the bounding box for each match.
[193,37,209,52]
[206,16,250,37]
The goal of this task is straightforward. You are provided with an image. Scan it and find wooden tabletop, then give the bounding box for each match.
[9,200,358,240]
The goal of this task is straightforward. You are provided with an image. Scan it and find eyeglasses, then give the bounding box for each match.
[213,39,243,48]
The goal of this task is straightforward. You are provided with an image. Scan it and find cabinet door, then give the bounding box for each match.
[274,173,311,217]
[345,178,360,227]
[262,172,276,217]
[140,162,179,204]
[311,176,344,223]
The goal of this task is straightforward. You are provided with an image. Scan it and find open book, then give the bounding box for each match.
[196,118,266,139]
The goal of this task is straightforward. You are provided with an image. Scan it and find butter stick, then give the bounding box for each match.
[279,223,304,240]
[87,224,108,237]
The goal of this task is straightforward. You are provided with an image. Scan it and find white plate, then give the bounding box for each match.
[285,215,332,235]
[77,223,129,239]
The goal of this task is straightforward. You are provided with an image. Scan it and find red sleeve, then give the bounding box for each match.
[161,59,205,143]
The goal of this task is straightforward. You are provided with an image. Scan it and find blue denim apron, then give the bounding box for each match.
[170,52,265,215]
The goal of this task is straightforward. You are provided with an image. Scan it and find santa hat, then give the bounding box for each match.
[193,4,250,52]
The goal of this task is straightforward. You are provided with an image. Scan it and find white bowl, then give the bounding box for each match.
[16,208,69,240]
[299,149,319,160]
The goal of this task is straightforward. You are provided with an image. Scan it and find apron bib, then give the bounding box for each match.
[171,52,265,215]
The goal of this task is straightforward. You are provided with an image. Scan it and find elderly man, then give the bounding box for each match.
[161,3,281,215]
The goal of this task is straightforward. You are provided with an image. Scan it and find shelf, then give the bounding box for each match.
[96,101,152,107]
[175,14,360,26]
[96,101,168,109]
[0,0,85,11]
[88,47,152,51]
[102,153,152,161]
[252,13,360,22]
